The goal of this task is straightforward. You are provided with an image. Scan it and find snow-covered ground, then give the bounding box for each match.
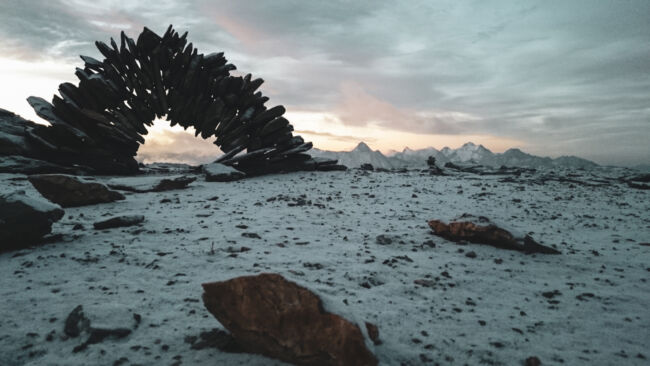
[0,166,648,365]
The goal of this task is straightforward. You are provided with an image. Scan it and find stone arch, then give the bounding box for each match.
[24,25,338,175]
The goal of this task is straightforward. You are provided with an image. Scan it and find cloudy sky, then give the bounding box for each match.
[0,0,648,165]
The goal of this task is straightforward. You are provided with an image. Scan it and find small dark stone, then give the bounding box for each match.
[94,215,145,230]
[541,290,561,299]
[375,235,393,245]
[241,232,261,239]
[524,356,542,366]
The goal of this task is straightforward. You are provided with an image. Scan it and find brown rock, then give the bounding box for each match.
[28,174,125,207]
[365,322,381,346]
[428,214,560,254]
[202,273,378,366]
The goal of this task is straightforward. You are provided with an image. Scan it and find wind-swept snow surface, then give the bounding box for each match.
[0,167,648,365]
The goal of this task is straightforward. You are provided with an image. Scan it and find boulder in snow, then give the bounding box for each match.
[202,273,378,366]
[0,190,64,248]
[428,214,560,254]
[28,174,124,207]
[202,163,245,182]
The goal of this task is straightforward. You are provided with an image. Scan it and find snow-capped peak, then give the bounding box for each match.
[353,142,372,153]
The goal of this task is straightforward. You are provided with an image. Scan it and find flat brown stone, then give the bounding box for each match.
[428,214,560,254]
[202,273,378,366]
[28,174,124,207]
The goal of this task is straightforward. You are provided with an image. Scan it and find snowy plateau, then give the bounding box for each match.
[0,162,649,366]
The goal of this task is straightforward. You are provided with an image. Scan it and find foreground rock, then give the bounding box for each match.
[93,215,145,230]
[202,163,246,182]
[202,273,378,366]
[28,174,125,207]
[108,175,196,193]
[0,190,64,248]
[428,214,561,254]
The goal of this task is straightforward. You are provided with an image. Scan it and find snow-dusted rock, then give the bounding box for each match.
[0,190,64,248]
[93,215,145,230]
[108,175,196,193]
[64,305,134,353]
[428,214,560,254]
[202,163,245,182]
[202,273,378,366]
[28,174,125,207]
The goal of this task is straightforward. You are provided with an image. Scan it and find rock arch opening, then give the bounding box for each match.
[135,118,222,165]
[23,25,340,175]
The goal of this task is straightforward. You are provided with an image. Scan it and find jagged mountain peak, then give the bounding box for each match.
[312,142,597,170]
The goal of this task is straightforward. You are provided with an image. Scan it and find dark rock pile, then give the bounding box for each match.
[0,25,340,175]
[0,109,88,175]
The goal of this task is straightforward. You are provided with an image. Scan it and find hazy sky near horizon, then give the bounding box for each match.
[0,0,648,165]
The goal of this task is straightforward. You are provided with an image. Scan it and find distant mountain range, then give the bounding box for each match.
[310,142,598,170]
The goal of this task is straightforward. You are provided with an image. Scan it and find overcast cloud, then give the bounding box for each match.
[0,0,648,165]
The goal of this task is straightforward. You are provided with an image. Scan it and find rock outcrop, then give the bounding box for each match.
[0,190,64,249]
[28,174,125,207]
[428,214,561,254]
[202,273,378,366]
